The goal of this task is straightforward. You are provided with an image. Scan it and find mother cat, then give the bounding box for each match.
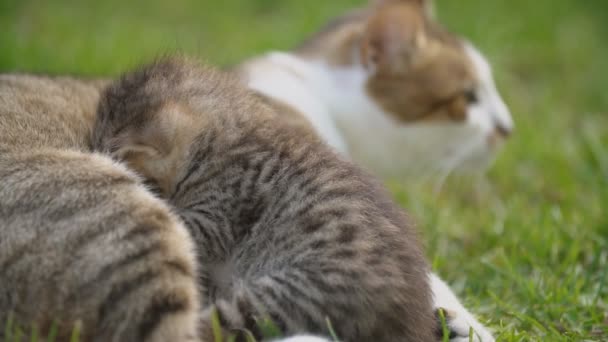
[238,0,513,178]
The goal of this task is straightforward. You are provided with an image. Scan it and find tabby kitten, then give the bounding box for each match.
[93,57,437,341]
[0,74,201,341]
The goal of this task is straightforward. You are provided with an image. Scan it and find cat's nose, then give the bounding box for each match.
[488,121,513,147]
[489,97,514,139]
[495,123,512,138]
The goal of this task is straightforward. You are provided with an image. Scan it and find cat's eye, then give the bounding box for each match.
[464,89,478,104]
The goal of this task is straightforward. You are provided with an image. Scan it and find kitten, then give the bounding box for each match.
[237,0,513,179]
[93,57,437,341]
[0,74,201,341]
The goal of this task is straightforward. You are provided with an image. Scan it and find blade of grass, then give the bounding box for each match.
[29,324,38,342]
[69,321,82,342]
[4,313,14,342]
[325,316,339,341]
[211,308,223,342]
[437,308,450,342]
[46,319,59,342]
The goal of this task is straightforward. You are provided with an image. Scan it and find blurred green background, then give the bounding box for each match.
[1,0,607,340]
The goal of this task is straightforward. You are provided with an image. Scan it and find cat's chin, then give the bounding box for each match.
[452,144,500,174]
[337,118,500,180]
[431,125,506,176]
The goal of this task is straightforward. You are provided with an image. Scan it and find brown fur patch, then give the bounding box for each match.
[363,1,477,122]
[297,9,368,66]
[109,101,205,197]
[295,1,478,123]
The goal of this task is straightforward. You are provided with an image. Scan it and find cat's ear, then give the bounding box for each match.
[361,2,432,73]
[110,103,200,197]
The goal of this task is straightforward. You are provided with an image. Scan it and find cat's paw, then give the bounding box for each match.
[430,273,495,342]
[437,307,495,342]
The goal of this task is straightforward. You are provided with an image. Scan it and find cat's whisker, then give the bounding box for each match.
[433,136,480,195]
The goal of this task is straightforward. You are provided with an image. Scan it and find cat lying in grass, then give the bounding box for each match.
[237,0,513,180]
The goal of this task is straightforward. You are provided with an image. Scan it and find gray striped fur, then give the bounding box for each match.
[93,57,436,341]
[0,74,201,341]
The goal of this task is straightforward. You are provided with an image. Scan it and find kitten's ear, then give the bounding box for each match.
[111,103,200,197]
[361,2,431,73]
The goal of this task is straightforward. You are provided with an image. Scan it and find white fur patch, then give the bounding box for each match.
[245,53,348,154]
[430,273,495,342]
[463,42,513,137]
[243,47,512,179]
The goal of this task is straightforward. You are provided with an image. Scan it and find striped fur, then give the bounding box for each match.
[0,75,201,341]
[93,57,436,341]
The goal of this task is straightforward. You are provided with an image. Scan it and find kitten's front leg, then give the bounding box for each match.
[430,273,495,342]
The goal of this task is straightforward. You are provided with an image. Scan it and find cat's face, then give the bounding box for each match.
[359,0,513,175]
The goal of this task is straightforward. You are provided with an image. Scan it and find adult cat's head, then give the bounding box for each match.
[297,0,513,177]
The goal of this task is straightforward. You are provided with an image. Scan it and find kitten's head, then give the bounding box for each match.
[93,57,275,197]
[359,0,513,174]
[93,57,213,196]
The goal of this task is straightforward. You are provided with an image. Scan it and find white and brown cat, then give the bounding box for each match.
[237,0,513,180]
[236,0,507,341]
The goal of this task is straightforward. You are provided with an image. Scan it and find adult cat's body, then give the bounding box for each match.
[237,0,513,179]
[0,74,201,341]
[93,57,437,341]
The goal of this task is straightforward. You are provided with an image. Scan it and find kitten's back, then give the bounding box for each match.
[94,57,437,341]
[0,75,201,341]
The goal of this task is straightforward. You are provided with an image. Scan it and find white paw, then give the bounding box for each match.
[430,273,495,342]
[440,307,495,342]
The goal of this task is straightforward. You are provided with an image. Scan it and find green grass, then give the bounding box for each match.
[1,0,607,340]
[2,314,82,342]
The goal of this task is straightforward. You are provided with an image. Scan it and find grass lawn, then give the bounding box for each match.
[1,0,607,340]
